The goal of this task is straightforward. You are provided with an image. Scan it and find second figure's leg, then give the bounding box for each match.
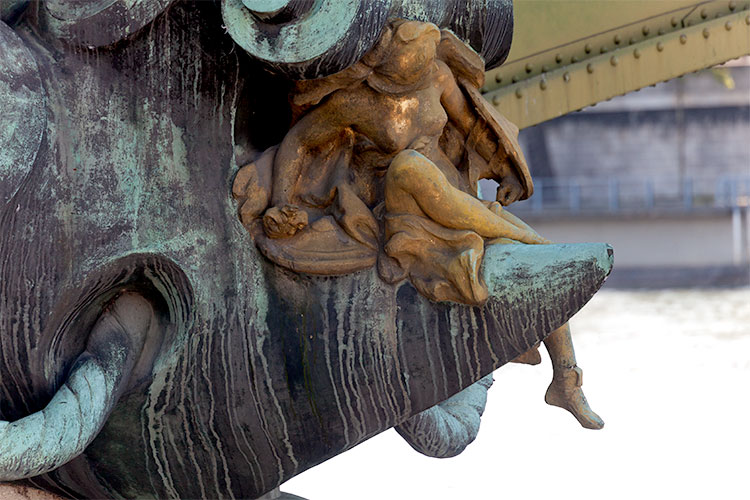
[492,209,603,429]
[543,323,604,429]
[386,149,603,429]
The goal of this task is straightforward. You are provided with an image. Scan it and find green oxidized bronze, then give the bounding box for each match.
[1,1,613,499]
[233,19,604,430]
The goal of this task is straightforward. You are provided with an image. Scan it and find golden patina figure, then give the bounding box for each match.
[233,19,603,429]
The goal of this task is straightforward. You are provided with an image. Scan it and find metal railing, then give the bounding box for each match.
[487,175,750,215]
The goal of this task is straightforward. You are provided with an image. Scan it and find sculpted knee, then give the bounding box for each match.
[387,149,433,189]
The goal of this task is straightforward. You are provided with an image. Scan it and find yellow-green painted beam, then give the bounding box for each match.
[484,0,750,128]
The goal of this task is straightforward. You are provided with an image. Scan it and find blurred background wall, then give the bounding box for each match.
[482,58,750,287]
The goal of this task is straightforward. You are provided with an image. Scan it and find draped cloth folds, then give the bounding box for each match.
[381,213,489,305]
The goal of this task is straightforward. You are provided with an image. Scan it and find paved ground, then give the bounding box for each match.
[285,287,750,500]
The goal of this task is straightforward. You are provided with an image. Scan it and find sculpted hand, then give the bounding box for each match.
[484,200,550,245]
[262,205,308,239]
[495,175,524,206]
[484,200,504,216]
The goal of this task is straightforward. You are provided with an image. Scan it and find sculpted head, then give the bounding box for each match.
[372,20,440,89]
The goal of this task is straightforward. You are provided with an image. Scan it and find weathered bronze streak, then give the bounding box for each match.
[234,19,604,431]
[0,1,610,498]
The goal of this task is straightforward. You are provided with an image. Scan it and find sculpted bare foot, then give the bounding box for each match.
[545,366,604,430]
[484,201,549,244]
[263,205,308,239]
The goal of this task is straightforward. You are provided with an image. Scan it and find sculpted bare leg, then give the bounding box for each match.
[543,323,604,429]
[385,150,546,244]
[486,197,603,428]
[386,150,603,429]
[510,308,603,428]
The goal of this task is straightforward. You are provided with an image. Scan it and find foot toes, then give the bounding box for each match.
[577,408,605,430]
[545,373,604,430]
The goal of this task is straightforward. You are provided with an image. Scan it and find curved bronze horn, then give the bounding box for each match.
[396,374,494,458]
[0,293,153,481]
[222,0,514,79]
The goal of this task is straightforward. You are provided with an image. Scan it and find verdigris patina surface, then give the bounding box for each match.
[0,1,612,498]
[234,17,605,431]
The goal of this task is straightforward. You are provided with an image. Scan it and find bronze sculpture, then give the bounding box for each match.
[234,19,603,430]
[0,1,611,498]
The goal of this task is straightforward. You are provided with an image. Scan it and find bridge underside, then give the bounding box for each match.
[484,0,750,129]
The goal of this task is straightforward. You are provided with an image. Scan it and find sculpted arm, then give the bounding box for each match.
[439,64,499,162]
[263,97,353,238]
[439,62,524,205]
[439,62,478,138]
[271,104,347,207]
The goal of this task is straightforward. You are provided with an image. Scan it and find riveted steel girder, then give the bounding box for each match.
[483,0,750,129]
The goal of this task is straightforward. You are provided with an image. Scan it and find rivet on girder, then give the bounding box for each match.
[746,14,750,24]
[729,0,737,10]
[703,28,710,38]
[571,55,579,63]
[492,95,501,105]
[495,73,503,83]
[600,46,608,54]
[542,65,550,72]
[634,48,642,58]
[680,34,688,44]
[525,63,534,73]
[585,43,592,53]
[540,79,548,90]
[726,20,733,30]
[587,63,594,74]
[555,53,563,63]
[671,17,679,27]
[658,27,665,35]
[563,72,571,82]
[629,37,636,45]
[512,75,519,83]
[657,41,664,51]
[614,34,622,44]
[700,8,708,18]
[515,88,523,99]
[642,26,650,36]
[610,56,619,66]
